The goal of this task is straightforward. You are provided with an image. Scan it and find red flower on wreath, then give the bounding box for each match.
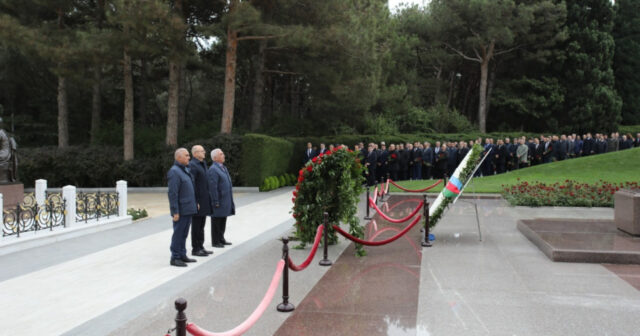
[295,184,300,190]
[293,191,298,197]
[292,197,296,203]
[299,169,304,176]
[306,165,313,172]
[298,176,304,182]
[312,157,318,163]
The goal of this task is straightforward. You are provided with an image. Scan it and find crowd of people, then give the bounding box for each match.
[303,132,640,186]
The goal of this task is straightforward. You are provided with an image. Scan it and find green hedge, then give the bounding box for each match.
[240,134,294,187]
[18,134,243,188]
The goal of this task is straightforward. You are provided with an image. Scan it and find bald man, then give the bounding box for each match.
[189,145,213,257]
[167,148,198,267]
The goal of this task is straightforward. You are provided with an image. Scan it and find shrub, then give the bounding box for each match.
[127,208,149,220]
[240,134,294,186]
[501,180,640,207]
[18,134,243,188]
[279,175,287,187]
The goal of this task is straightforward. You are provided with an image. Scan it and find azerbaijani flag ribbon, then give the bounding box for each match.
[443,176,463,198]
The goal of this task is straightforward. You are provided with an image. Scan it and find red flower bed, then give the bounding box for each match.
[501,180,639,207]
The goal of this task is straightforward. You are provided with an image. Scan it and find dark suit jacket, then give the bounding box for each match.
[398,149,410,170]
[436,151,448,171]
[458,147,470,164]
[422,147,434,166]
[188,158,212,216]
[583,138,594,154]
[167,161,197,217]
[304,148,317,162]
[207,163,236,218]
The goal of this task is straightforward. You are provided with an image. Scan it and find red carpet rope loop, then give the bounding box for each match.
[368,198,424,223]
[332,215,422,246]
[389,179,442,192]
[288,225,324,272]
[186,260,285,336]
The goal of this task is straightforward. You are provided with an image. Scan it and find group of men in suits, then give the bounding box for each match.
[303,131,639,185]
[478,132,640,177]
[167,146,235,267]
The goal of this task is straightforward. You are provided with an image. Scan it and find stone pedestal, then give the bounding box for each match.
[0,182,24,208]
[615,189,640,236]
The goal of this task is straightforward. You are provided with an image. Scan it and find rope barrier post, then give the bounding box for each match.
[277,237,295,312]
[421,195,432,247]
[444,173,448,186]
[375,183,379,205]
[319,212,332,266]
[364,186,372,220]
[174,298,187,336]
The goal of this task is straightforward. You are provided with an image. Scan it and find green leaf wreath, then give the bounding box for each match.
[291,146,367,256]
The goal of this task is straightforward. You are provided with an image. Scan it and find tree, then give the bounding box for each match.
[613,0,640,125]
[560,0,621,133]
[427,0,541,133]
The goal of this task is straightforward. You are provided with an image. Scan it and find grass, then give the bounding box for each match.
[389,147,640,193]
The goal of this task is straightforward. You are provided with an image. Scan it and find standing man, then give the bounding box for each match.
[365,143,378,186]
[208,148,235,248]
[304,142,316,163]
[517,138,529,169]
[188,145,213,257]
[422,142,434,180]
[168,148,198,267]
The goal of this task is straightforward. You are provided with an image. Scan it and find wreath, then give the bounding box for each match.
[291,146,367,256]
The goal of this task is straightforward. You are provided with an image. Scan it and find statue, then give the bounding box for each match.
[0,117,18,183]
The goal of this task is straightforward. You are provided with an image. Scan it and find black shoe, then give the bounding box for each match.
[212,243,225,248]
[223,241,232,246]
[180,256,197,263]
[170,259,188,267]
[202,249,214,255]
[192,250,209,257]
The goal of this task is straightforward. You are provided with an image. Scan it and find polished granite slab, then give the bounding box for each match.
[275,195,424,336]
[518,218,640,264]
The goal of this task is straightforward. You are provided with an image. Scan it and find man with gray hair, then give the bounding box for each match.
[207,148,235,248]
[167,148,198,267]
[188,145,213,257]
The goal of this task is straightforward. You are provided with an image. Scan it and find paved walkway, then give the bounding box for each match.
[0,189,295,336]
[2,190,640,336]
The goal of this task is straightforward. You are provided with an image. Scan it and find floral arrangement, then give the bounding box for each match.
[291,146,367,256]
[502,180,639,207]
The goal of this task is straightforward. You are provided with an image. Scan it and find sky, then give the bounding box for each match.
[388,0,427,13]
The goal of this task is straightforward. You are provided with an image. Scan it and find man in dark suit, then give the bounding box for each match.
[377,142,389,182]
[496,139,508,174]
[304,142,316,163]
[422,142,434,180]
[596,134,607,154]
[634,133,640,148]
[399,143,410,181]
[446,143,458,177]
[435,145,448,179]
[411,142,423,180]
[620,135,633,150]
[542,136,553,163]
[188,145,213,257]
[208,148,236,248]
[365,143,378,186]
[167,148,198,267]
[583,133,594,156]
[573,135,583,157]
[557,135,568,161]
[388,144,399,181]
[317,143,328,156]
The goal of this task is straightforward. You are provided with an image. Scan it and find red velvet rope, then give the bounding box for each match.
[332,215,421,246]
[186,260,285,336]
[288,225,324,272]
[389,179,442,192]
[368,198,423,223]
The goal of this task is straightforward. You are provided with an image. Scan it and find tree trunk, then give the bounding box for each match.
[178,63,187,130]
[138,58,147,123]
[250,40,267,131]
[57,76,69,148]
[447,71,455,108]
[90,0,104,145]
[477,41,495,133]
[166,59,180,146]
[123,49,134,160]
[221,25,238,134]
[90,67,101,144]
[486,64,496,118]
